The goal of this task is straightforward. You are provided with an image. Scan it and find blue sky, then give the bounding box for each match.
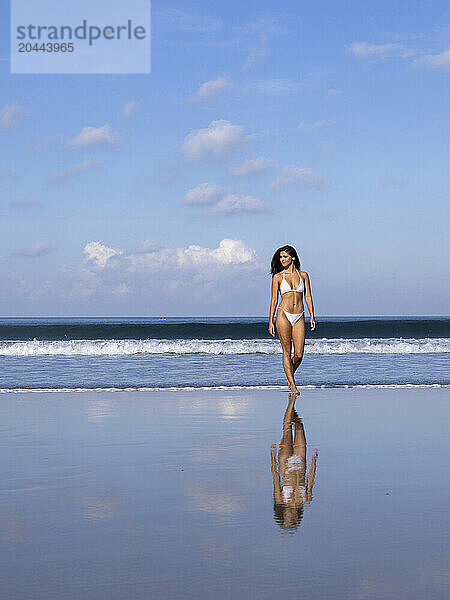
[1,0,449,316]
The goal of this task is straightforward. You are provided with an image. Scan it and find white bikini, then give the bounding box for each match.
[278,269,305,327]
[282,454,307,503]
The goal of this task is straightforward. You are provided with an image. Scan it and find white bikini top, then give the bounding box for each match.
[280,269,305,295]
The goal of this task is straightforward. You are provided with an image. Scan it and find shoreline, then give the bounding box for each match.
[1,382,449,393]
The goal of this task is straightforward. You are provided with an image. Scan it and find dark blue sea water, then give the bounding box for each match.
[0,317,448,390]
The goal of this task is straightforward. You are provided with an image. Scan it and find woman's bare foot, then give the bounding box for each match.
[289,383,300,396]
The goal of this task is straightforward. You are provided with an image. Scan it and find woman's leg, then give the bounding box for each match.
[292,418,308,491]
[276,310,298,394]
[291,317,305,374]
[278,394,296,477]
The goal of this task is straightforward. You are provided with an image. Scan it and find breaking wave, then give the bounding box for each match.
[0,337,448,356]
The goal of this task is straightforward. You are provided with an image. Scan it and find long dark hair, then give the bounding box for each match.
[270,245,300,276]
[273,502,304,532]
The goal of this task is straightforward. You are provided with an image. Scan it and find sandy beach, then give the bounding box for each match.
[1,387,448,599]
[2,0,449,597]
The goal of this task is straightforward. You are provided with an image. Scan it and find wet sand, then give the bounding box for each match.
[0,388,448,600]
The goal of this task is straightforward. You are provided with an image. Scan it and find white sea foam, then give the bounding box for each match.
[0,337,448,357]
[0,384,448,393]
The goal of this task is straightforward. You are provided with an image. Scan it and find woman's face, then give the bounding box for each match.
[279,251,293,268]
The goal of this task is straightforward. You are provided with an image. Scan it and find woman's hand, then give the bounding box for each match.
[268,322,275,337]
[310,318,316,331]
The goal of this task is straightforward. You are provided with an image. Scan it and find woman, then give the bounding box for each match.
[268,245,316,395]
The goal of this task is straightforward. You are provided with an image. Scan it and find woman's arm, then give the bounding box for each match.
[268,275,279,336]
[271,445,283,503]
[305,449,318,503]
[303,272,316,330]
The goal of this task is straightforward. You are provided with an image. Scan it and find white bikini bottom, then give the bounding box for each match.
[279,308,304,327]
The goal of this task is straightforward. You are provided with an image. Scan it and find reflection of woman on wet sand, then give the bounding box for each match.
[271,395,318,531]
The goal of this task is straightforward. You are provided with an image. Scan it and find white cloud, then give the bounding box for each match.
[181,119,245,160]
[317,141,337,155]
[237,15,288,36]
[183,183,267,214]
[61,264,100,299]
[240,15,288,69]
[346,41,413,58]
[327,89,342,98]
[347,41,450,70]
[380,175,405,187]
[229,156,274,176]
[187,76,231,103]
[83,241,123,269]
[134,240,161,254]
[212,239,257,263]
[26,135,63,154]
[214,194,266,215]
[8,238,261,308]
[156,8,223,32]
[47,160,101,185]
[113,283,130,296]
[9,197,42,208]
[68,124,121,149]
[183,183,225,205]
[126,238,258,272]
[246,78,302,95]
[413,47,450,70]
[0,104,30,130]
[176,238,257,267]
[123,100,142,118]
[297,120,336,132]
[244,33,270,70]
[271,165,326,189]
[11,243,53,258]
[125,247,176,271]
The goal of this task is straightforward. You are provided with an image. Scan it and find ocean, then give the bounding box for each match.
[0,317,448,391]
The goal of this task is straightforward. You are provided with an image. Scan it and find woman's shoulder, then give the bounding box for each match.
[299,270,310,279]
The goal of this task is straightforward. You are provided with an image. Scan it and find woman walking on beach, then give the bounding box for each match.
[268,245,316,395]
